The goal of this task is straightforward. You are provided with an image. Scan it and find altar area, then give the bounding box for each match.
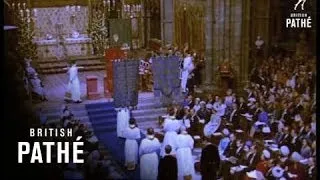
[33,6,93,60]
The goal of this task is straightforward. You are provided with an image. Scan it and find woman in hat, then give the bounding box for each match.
[64,60,84,103]
[300,138,312,158]
[203,114,222,138]
[139,128,161,180]
[256,150,272,175]
[123,118,141,170]
[217,129,231,156]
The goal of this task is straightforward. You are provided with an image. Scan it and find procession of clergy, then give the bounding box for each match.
[115,47,316,180]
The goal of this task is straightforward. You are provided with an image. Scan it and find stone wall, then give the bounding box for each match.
[204,0,251,92]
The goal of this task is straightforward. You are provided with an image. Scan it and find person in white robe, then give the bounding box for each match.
[160,111,181,157]
[203,114,222,137]
[176,126,195,179]
[123,118,141,170]
[140,128,161,180]
[117,107,130,138]
[181,52,195,93]
[63,61,84,103]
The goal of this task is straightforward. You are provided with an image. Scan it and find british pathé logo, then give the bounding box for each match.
[294,0,307,10]
[286,0,312,28]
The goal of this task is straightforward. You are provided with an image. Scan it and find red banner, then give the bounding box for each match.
[104,48,125,96]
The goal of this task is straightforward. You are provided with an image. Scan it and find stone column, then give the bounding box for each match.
[160,0,174,44]
[211,0,224,89]
[202,0,214,90]
[231,0,243,91]
[224,0,231,60]
[250,0,271,56]
[238,0,251,91]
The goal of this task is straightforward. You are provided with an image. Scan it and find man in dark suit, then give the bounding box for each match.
[228,103,240,129]
[158,145,178,180]
[279,126,292,147]
[221,139,245,178]
[245,144,261,171]
[200,142,220,180]
[237,97,248,114]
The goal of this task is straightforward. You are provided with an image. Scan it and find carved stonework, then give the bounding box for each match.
[30,0,88,8]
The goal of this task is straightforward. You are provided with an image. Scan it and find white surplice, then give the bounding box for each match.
[123,126,141,166]
[67,64,81,102]
[176,133,195,178]
[116,108,130,138]
[181,56,194,92]
[160,116,182,157]
[139,137,161,180]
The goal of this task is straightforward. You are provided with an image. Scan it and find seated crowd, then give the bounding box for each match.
[35,105,111,180]
[155,53,316,179]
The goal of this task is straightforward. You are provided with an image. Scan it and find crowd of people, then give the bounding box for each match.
[35,105,112,180]
[117,49,316,180]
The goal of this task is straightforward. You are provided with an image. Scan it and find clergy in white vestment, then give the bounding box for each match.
[117,108,130,138]
[64,61,84,103]
[123,118,141,170]
[181,51,195,93]
[140,128,161,180]
[176,126,195,179]
[160,109,182,157]
[203,114,222,137]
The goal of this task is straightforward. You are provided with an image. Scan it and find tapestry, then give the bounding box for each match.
[113,60,139,108]
[152,55,182,105]
[109,19,132,47]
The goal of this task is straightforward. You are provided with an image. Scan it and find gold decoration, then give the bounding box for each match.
[87,1,109,55]
[12,5,38,60]
[174,0,205,51]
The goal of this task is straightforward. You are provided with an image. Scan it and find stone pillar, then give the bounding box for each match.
[161,0,174,44]
[203,0,214,90]
[143,1,151,48]
[238,0,251,91]
[139,14,145,48]
[231,0,243,92]
[250,0,271,56]
[224,0,231,60]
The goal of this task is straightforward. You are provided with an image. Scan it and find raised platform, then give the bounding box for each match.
[37,55,105,74]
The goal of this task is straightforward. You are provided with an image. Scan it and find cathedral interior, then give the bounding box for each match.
[4,0,317,179]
